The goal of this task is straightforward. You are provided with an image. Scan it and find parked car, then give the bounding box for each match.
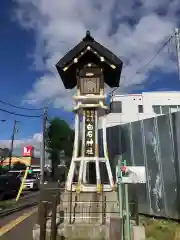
[0,173,21,200]
[22,172,40,191]
[9,170,24,178]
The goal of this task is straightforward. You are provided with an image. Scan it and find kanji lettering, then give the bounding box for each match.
[86,139,94,146]
[86,148,93,155]
[87,123,93,130]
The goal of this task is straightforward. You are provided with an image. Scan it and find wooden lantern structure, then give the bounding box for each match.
[56,31,123,192]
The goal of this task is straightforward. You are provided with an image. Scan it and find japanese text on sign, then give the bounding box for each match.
[84,109,95,156]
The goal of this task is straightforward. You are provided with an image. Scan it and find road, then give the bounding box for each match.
[0,206,37,240]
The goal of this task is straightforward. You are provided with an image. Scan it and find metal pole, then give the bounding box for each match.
[123,159,131,240]
[175,28,180,80]
[51,195,58,240]
[117,159,124,240]
[9,120,18,170]
[39,201,48,240]
[40,107,47,184]
[125,183,131,240]
[0,120,6,166]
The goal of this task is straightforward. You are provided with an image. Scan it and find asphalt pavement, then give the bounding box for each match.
[0,206,38,240]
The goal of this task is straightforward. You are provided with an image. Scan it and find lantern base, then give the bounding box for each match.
[66,183,113,192]
[65,157,115,193]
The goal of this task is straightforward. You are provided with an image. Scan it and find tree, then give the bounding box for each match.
[0,165,9,175]
[0,148,10,165]
[46,118,74,180]
[12,161,26,170]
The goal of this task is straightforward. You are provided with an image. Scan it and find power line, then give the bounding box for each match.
[0,107,43,118]
[109,35,173,96]
[0,99,44,111]
[134,35,173,75]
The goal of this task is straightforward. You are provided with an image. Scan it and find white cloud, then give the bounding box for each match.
[13,0,179,109]
[33,133,42,142]
[0,133,42,157]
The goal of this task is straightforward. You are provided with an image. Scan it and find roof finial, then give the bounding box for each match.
[83,30,94,41]
[86,30,90,37]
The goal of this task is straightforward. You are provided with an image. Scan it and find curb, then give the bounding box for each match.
[0,201,39,218]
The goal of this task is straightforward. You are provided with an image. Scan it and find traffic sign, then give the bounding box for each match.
[121,166,146,184]
[121,166,127,172]
[116,166,146,184]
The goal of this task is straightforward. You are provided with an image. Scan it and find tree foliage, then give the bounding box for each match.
[0,165,9,175]
[46,118,74,179]
[0,148,10,164]
[12,161,26,170]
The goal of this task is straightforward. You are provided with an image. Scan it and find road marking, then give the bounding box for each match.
[0,208,37,237]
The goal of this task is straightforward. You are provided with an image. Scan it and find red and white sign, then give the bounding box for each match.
[22,145,33,157]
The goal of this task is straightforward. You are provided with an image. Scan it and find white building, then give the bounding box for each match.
[99,91,180,128]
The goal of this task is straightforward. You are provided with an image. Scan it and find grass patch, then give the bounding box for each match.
[140,215,180,240]
[0,199,17,210]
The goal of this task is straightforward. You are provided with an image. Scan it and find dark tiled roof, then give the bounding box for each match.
[56,31,123,89]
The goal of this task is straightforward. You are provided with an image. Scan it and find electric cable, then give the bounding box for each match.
[109,35,173,96]
[0,99,44,111]
[134,35,173,74]
[0,107,43,118]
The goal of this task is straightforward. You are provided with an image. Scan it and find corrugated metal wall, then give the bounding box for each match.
[99,111,180,219]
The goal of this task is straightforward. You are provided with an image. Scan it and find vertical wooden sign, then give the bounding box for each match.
[84,108,96,157]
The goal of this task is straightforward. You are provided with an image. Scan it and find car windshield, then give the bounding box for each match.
[26,173,38,179]
[9,171,23,177]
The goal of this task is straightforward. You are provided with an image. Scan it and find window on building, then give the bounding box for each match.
[110,101,122,113]
[153,105,171,114]
[161,106,170,114]
[170,105,178,113]
[138,105,143,113]
[153,106,161,114]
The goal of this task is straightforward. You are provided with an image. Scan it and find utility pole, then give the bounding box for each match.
[175,28,180,80]
[9,120,18,170]
[40,107,47,184]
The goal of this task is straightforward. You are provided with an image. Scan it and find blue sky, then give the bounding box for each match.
[0,1,74,145]
[0,0,180,152]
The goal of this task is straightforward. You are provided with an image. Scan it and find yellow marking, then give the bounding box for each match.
[111,179,116,191]
[76,187,80,194]
[97,184,102,193]
[16,166,29,201]
[76,182,81,194]
[63,66,68,71]
[105,145,109,159]
[110,64,116,69]
[0,208,37,237]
